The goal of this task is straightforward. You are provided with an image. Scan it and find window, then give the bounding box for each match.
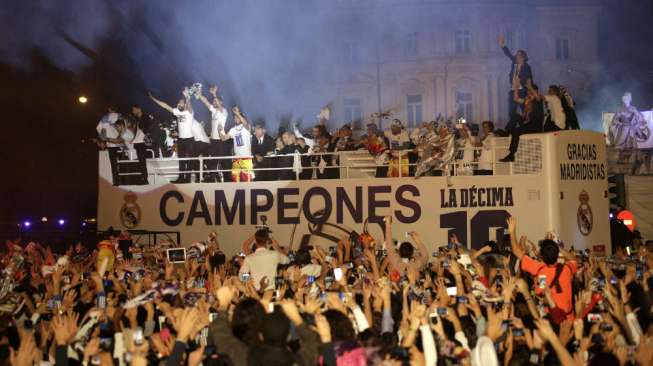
[406,94,423,128]
[403,32,418,57]
[556,38,569,60]
[343,41,359,63]
[455,30,471,54]
[343,98,363,130]
[456,91,473,123]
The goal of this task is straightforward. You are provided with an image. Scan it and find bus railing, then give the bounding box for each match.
[114,140,514,184]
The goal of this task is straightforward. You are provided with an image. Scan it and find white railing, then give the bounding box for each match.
[113,137,516,184]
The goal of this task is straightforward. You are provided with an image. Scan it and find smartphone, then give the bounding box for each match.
[495,275,503,286]
[158,316,166,331]
[456,296,468,304]
[240,272,250,282]
[429,313,438,324]
[209,312,218,322]
[334,268,343,281]
[205,345,217,356]
[344,262,354,270]
[437,307,448,316]
[598,278,606,288]
[512,328,525,337]
[609,276,617,285]
[538,275,547,289]
[133,327,144,346]
[159,327,171,342]
[587,313,602,323]
[97,294,107,309]
[166,248,187,263]
[23,320,33,332]
[600,322,613,331]
[501,319,511,331]
[446,287,457,297]
[99,323,113,351]
[307,275,315,285]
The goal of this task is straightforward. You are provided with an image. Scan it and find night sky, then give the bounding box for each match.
[1,0,652,240]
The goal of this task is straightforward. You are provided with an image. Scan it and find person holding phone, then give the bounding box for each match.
[383,216,429,277]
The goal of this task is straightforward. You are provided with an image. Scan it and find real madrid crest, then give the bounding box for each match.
[120,192,141,229]
[577,190,593,236]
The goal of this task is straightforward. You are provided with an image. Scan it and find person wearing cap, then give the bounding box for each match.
[384,119,411,177]
[251,122,276,181]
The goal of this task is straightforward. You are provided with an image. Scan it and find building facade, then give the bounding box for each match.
[319,0,601,131]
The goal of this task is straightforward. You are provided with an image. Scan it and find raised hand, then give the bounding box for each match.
[507,217,517,234]
[173,308,199,342]
[498,34,506,47]
[534,318,557,343]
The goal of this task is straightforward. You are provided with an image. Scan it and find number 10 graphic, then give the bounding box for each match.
[439,210,511,249]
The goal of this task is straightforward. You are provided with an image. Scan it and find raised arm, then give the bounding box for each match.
[507,217,525,259]
[148,92,174,114]
[384,216,402,272]
[409,231,428,268]
[232,106,250,131]
[198,94,213,110]
[499,34,516,62]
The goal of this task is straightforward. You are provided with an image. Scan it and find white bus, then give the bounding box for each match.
[97,130,610,255]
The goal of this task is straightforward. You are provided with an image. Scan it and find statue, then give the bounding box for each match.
[609,92,650,150]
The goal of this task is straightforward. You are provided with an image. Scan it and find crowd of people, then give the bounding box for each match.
[1,215,653,366]
[93,34,582,186]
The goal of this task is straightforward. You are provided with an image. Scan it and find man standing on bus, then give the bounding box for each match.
[220,105,253,182]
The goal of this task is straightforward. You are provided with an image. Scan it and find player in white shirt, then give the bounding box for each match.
[220,105,253,182]
[543,85,566,131]
[149,91,195,183]
[96,108,125,185]
[121,120,149,185]
[199,85,229,182]
[465,121,496,175]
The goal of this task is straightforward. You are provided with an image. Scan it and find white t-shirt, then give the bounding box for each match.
[208,105,228,140]
[458,138,475,163]
[544,95,566,129]
[192,120,210,143]
[384,130,410,157]
[384,130,410,150]
[122,128,145,156]
[96,122,121,148]
[239,248,290,290]
[173,108,194,139]
[478,133,495,171]
[227,124,252,158]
